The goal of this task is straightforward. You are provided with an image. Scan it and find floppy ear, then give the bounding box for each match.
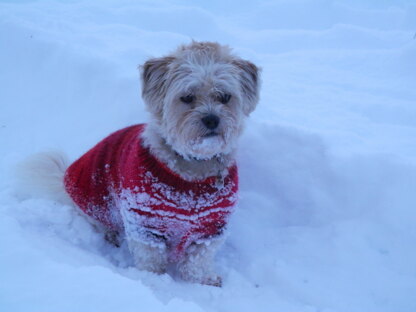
[233,59,260,115]
[140,56,175,117]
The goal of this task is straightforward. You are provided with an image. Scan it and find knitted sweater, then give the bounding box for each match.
[64,124,238,261]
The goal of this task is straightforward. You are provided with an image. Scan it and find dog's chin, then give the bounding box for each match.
[180,134,227,160]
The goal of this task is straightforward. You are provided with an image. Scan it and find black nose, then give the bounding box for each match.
[201,114,220,130]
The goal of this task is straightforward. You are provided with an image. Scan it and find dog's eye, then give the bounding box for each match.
[219,94,232,104]
[180,94,195,104]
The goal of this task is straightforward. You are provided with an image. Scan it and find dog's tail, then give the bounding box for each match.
[14,151,72,204]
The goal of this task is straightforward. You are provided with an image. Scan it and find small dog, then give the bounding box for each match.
[21,41,260,286]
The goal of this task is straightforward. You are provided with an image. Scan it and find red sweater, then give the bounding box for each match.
[64,124,238,261]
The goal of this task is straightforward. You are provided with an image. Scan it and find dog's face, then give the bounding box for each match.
[141,42,260,160]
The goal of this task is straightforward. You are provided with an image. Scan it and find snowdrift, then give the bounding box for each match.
[1,1,415,311]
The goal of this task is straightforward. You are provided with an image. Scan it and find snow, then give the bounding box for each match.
[1,0,415,311]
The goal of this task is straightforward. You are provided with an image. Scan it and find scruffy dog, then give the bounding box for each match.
[19,41,260,286]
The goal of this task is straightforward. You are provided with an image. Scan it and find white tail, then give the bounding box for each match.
[14,151,72,204]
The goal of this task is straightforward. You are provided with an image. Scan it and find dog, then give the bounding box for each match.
[18,41,260,286]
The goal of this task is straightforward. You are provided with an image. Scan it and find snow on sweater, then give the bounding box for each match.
[64,124,238,261]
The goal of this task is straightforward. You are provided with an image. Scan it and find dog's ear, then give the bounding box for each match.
[233,59,260,115]
[140,56,175,117]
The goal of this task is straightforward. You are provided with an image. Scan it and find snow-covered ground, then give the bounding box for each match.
[1,0,416,311]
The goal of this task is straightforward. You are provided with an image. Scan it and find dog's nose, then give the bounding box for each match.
[201,114,220,130]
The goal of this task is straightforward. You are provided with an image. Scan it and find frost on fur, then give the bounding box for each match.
[140,41,260,163]
[55,42,258,287]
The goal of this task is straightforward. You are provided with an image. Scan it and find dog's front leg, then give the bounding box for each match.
[177,237,225,287]
[128,239,168,274]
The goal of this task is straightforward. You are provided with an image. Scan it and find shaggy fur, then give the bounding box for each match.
[141,41,259,181]
[15,41,260,287]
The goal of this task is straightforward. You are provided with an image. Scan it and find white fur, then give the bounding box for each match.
[14,151,72,205]
[177,237,225,286]
[141,41,260,181]
[137,41,260,285]
[128,239,168,275]
[17,41,260,287]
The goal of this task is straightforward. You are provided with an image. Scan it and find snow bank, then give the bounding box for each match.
[1,0,415,311]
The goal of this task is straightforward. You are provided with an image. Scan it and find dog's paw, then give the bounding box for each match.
[202,275,222,287]
[104,230,121,247]
[179,267,223,287]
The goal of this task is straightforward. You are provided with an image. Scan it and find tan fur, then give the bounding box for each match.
[137,42,260,285]
[16,41,260,287]
[140,41,260,181]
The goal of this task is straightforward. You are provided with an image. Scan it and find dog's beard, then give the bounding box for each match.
[167,126,231,160]
[163,111,240,161]
[188,135,226,160]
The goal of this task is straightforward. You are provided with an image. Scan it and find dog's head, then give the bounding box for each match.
[140,41,260,160]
